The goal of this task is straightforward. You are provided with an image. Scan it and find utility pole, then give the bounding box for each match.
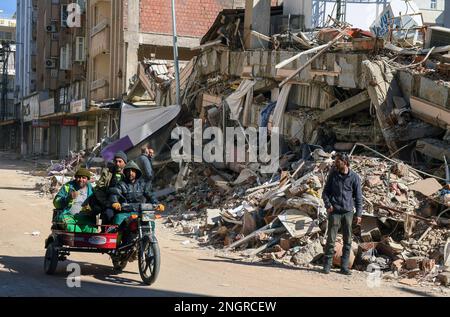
[171,0,180,106]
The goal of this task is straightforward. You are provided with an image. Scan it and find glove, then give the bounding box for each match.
[156,204,165,212]
[112,202,121,211]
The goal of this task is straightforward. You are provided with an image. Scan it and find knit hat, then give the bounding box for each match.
[114,151,128,164]
[75,167,92,179]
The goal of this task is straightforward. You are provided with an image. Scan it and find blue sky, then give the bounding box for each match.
[0,0,16,18]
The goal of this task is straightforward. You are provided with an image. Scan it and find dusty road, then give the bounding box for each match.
[0,152,445,297]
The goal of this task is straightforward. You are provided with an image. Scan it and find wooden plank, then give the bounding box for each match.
[190,39,222,51]
[275,44,328,69]
[309,69,340,77]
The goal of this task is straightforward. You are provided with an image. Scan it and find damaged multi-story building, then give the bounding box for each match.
[123,0,449,172]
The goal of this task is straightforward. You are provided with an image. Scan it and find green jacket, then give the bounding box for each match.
[53,180,94,213]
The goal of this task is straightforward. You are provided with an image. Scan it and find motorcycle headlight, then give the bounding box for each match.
[141,211,155,222]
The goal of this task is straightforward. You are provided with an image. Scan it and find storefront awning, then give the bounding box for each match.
[40,112,67,120]
[0,119,17,127]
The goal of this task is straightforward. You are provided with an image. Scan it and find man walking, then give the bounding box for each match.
[135,145,154,183]
[322,153,363,275]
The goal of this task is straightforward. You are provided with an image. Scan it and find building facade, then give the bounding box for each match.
[0,17,18,151]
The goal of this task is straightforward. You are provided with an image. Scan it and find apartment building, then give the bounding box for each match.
[0,17,18,150]
[87,0,246,104]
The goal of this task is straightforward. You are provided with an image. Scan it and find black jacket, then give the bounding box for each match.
[109,161,157,205]
[109,178,156,205]
[322,167,363,217]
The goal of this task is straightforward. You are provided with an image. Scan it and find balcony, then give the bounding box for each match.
[90,19,110,57]
[90,0,111,7]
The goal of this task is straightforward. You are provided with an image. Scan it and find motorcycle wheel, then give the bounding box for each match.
[138,236,160,285]
[44,241,59,275]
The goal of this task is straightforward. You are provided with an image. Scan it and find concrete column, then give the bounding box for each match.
[283,0,312,30]
[124,0,140,93]
[244,0,271,49]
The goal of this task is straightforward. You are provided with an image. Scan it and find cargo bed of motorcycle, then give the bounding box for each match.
[53,229,118,250]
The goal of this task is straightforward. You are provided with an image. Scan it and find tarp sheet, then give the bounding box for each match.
[101,103,180,161]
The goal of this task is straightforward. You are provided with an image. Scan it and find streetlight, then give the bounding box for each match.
[171,0,180,106]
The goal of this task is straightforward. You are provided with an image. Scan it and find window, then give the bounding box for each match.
[61,4,69,27]
[431,0,437,9]
[60,44,71,70]
[75,37,86,62]
[77,0,86,13]
[5,32,12,40]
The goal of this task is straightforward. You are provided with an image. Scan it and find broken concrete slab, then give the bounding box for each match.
[416,138,450,162]
[277,209,321,238]
[291,239,324,266]
[410,96,450,130]
[409,178,443,197]
[206,208,222,227]
[319,90,370,123]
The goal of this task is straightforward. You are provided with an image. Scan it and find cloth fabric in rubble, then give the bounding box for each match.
[259,101,276,127]
[225,79,256,121]
[322,167,363,217]
[272,84,292,129]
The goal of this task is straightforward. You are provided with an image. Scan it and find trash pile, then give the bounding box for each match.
[161,147,450,287]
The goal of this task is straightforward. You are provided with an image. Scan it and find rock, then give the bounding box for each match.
[280,238,291,251]
[365,176,382,187]
[405,258,420,270]
[437,272,450,286]
[392,259,405,271]
[421,258,435,272]
[291,239,324,266]
[333,241,355,269]
[399,278,418,286]
[391,163,409,177]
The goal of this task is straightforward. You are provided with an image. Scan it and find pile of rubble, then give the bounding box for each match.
[160,148,450,287]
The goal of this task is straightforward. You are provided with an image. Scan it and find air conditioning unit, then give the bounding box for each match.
[46,23,57,33]
[50,69,58,78]
[45,58,57,69]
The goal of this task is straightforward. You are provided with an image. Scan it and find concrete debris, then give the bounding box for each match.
[291,239,324,266]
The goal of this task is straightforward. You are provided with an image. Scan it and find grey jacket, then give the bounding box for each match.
[322,167,363,217]
[135,154,153,182]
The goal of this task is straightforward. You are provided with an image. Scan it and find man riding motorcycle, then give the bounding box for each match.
[93,151,128,223]
[109,161,163,229]
[53,167,97,233]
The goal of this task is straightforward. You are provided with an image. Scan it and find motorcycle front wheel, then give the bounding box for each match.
[138,236,160,285]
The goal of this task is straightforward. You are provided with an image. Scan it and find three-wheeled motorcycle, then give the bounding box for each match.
[44,203,161,285]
